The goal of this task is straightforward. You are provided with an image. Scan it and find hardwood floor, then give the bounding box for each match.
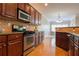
[27,36,68,56]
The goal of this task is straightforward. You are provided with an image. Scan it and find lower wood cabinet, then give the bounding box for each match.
[0,43,6,56]
[69,34,79,56]
[0,36,7,56]
[8,41,22,56]
[74,44,79,56]
[56,32,69,51]
[0,43,4,56]
[0,33,23,56]
[69,39,74,56]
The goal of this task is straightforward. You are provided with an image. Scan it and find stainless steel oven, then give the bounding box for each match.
[23,32,35,55]
[24,34,35,51]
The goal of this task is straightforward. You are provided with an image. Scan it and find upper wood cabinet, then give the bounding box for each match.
[25,4,31,14]
[30,7,35,24]
[2,3,17,19]
[0,4,2,15]
[0,3,41,25]
[35,11,39,25]
[38,13,41,25]
[18,3,25,11]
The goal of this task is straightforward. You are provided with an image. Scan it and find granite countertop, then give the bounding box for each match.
[0,32,23,35]
[56,31,79,37]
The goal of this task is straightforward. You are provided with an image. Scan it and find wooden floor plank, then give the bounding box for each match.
[27,37,68,56]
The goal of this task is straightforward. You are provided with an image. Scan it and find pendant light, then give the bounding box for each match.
[56,11,63,23]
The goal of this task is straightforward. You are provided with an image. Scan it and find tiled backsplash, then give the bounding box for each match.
[0,19,35,32]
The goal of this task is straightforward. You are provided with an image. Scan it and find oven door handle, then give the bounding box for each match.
[25,35,34,38]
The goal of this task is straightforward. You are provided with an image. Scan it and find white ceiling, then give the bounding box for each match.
[30,3,79,24]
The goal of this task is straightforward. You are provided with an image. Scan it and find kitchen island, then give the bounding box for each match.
[56,27,79,56]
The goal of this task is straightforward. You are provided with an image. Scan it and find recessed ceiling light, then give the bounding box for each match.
[45,3,48,6]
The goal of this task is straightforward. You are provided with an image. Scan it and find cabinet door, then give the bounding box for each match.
[25,4,31,14]
[38,13,41,25]
[74,43,79,56]
[18,3,25,10]
[35,11,39,25]
[0,36,7,56]
[56,32,62,46]
[30,7,35,24]
[8,41,22,56]
[0,43,3,56]
[69,39,74,56]
[0,43,6,56]
[0,4,2,15]
[56,32,69,51]
[61,33,69,51]
[2,3,17,19]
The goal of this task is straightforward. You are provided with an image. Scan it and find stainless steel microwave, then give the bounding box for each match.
[17,8,31,22]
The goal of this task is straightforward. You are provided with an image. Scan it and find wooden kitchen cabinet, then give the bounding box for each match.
[30,7,35,24]
[18,3,31,14]
[0,4,2,15]
[0,43,6,56]
[0,33,23,56]
[0,43,3,56]
[69,39,74,56]
[8,41,22,56]
[2,3,17,19]
[35,11,39,25]
[0,36,7,56]
[7,34,23,56]
[69,34,79,56]
[38,13,41,25]
[74,43,79,56]
[18,3,25,11]
[56,32,69,51]
[25,4,31,14]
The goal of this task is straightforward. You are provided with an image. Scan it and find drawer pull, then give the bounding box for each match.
[8,41,21,45]
[3,44,6,46]
[0,46,2,48]
[16,36,19,38]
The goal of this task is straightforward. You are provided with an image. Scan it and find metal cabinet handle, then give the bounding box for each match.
[3,44,6,46]
[0,43,6,48]
[16,36,19,38]
[0,46,2,48]
[8,41,21,45]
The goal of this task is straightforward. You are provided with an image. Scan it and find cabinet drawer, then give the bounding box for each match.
[0,36,7,42]
[8,34,23,41]
[8,41,22,56]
